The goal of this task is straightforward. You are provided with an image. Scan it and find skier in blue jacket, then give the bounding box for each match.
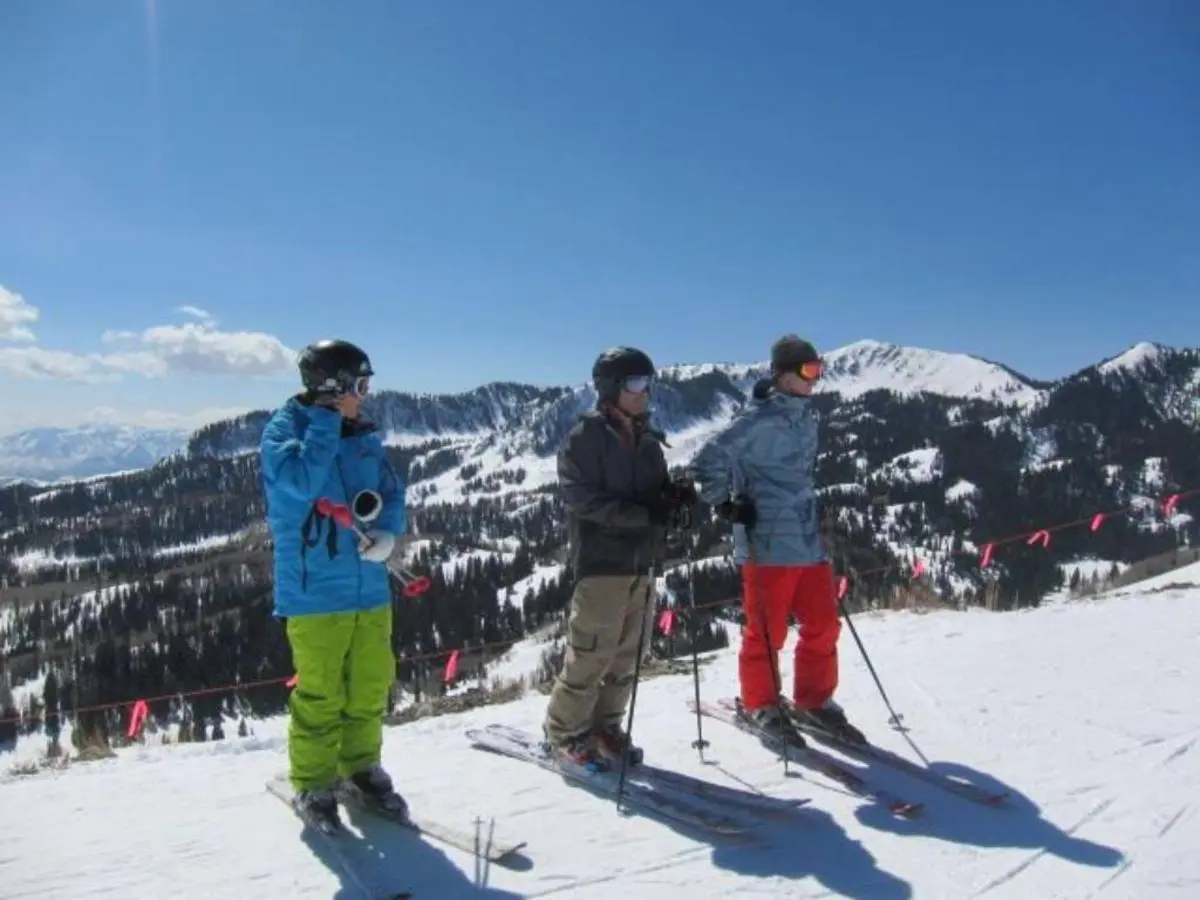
[692,334,864,746]
[260,338,408,829]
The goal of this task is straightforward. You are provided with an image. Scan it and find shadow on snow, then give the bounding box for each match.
[300,803,529,899]
[851,758,1125,889]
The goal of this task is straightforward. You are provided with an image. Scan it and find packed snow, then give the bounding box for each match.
[3,576,1197,898]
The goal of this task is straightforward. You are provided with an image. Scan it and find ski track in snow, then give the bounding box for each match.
[3,587,1200,898]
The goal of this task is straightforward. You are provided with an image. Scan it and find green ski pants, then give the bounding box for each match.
[285,604,394,792]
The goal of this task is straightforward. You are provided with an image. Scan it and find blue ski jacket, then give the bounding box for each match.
[691,382,827,566]
[260,396,407,617]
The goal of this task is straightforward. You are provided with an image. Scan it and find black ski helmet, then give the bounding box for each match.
[297,339,374,395]
[592,346,655,403]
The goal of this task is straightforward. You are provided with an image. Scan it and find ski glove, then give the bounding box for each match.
[645,496,673,526]
[666,475,699,507]
[358,530,396,563]
[716,499,756,529]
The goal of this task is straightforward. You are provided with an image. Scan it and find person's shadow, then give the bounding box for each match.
[300,803,531,899]
[711,803,914,899]
[853,758,1125,894]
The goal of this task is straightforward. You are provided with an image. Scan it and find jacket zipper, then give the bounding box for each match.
[337,452,362,606]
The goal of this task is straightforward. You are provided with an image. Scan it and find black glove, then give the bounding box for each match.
[716,498,756,529]
[667,475,698,507]
[646,496,673,526]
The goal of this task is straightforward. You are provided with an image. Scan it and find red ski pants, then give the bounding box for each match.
[739,561,840,711]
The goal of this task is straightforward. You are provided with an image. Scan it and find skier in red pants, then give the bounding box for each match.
[691,334,864,745]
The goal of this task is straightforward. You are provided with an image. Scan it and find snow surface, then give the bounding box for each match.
[4,581,1198,898]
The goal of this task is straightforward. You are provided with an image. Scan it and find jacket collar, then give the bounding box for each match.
[751,379,812,423]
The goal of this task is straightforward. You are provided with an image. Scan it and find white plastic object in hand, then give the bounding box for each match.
[358,530,395,563]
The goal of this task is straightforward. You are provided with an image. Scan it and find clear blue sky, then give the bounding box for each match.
[0,0,1196,433]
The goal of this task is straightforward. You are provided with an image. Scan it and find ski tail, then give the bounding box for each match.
[777,698,1010,807]
[692,699,924,818]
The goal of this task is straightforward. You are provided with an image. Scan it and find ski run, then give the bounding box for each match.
[3,581,1200,898]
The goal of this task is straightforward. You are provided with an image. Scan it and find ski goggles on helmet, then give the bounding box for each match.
[622,374,653,394]
[795,359,823,382]
[326,373,370,397]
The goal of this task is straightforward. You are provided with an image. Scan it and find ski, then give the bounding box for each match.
[466,724,754,836]
[632,761,810,817]
[267,773,526,864]
[335,779,528,863]
[778,699,1009,808]
[267,775,411,899]
[476,723,806,817]
[693,699,924,818]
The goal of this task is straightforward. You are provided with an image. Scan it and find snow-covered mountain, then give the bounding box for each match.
[818,339,1046,406]
[186,338,1064,468]
[0,425,189,484]
[4,337,1189,493]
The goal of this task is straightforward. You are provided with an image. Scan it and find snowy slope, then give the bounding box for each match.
[820,339,1044,407]
[4,583,1197,898]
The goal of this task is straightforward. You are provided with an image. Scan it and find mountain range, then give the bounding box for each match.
[0,425,190,485]
[4,336,1197,742]
[0,338,1194,490]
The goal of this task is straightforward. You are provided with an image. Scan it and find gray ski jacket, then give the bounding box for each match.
[691,383,827,566]
[557,408,671,577]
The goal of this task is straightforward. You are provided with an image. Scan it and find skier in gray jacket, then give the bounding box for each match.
[692,334,863,745]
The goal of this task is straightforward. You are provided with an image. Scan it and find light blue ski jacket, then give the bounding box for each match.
[691,382,827,566]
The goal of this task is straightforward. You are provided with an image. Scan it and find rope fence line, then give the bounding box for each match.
[2,485,1194,736]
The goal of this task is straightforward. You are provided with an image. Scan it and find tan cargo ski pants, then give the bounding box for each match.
[543,574,654,745]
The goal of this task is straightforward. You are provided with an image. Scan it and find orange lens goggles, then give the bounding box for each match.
[797,359,823,381]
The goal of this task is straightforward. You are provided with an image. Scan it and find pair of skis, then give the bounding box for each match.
[692,697,1008,816]
[267,772,527,899]
[465,723,809,837]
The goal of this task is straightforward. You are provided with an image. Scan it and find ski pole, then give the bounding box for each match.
[616,564,657,814]
[745,524,790,775]
[684,530,710,760]
[837,590,905,730]
[315,497,432,597]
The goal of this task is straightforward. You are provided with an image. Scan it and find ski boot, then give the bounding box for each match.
[543,729,608,770]
[337,764,410,821]
[788,699,866,746]
[593,723,644,767]
[292,786,342,833]
[736,700,807,748]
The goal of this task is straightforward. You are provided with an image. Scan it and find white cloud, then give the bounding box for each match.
[0,285,39,342]
[178,305,214,323]
[0,287,296,381]
[0,346,125,381]
[135,320,295,376]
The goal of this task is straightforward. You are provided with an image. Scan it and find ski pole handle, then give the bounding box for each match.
[387,562,432,597]
[315,498,363,535]
[315,497,431,596]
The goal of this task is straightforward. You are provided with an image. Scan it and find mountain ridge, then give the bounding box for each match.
[0,338,1190,484]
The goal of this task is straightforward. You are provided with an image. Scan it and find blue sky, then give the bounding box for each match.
[0,0,1196,434]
